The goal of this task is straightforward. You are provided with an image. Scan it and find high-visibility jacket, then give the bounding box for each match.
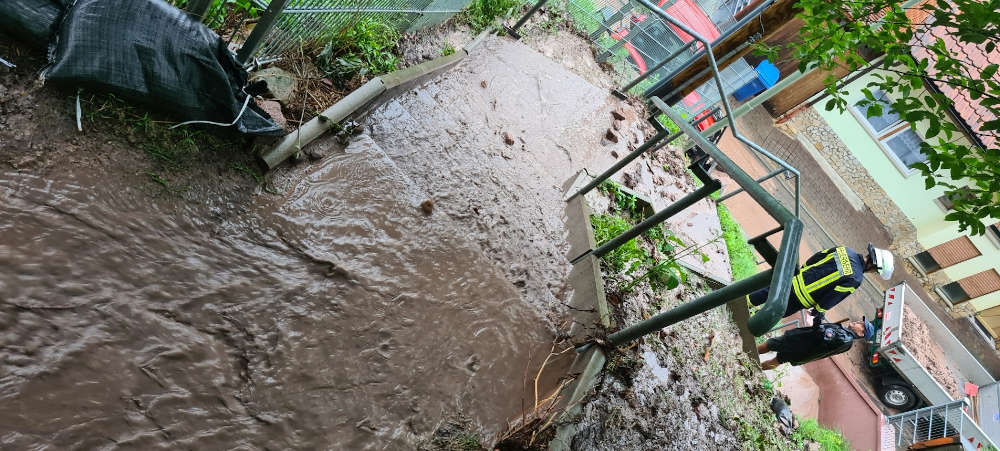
[747,246,866,317]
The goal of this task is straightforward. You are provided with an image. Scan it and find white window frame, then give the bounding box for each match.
[850,90,926,177]
[987,222,1000,250]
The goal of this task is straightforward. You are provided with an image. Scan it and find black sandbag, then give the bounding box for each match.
[42,0,282,136]
[0,0,63,46]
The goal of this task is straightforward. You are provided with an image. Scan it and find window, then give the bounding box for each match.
[939,281,971,304]
[935,188,977,211]
[855,90,902,134]
[989,222,1000,247]
[911,251,942,274]
[853,89,928,175]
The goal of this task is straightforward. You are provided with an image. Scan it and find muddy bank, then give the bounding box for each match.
[562,276,793,449]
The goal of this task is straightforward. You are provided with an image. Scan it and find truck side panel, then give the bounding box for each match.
[877,283,954,406]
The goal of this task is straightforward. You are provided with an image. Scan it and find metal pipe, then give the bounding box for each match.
[615,41,696,97]
[505,0,550,39]
[607,269,773,346]
[576,179,722,263]
[656,101,802,335]
[715,167,785,202]
[569,128,673,199]
[747,225,783,243]
[653,98,793,224]
[749,218,801,334]
[652,38,755,104]
[236,0,292,65]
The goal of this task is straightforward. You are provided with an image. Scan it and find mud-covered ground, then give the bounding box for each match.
[566,278,795,450]
[4,15,802,449]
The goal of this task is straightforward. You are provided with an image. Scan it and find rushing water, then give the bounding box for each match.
[0,139,557,449]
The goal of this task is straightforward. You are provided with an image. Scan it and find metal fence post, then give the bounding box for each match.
[505,0,550,39]
[236,0,292,65]
[606,270,772,346]
[185,0,214,21]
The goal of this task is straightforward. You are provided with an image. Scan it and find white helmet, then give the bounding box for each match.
[867,243,894,280]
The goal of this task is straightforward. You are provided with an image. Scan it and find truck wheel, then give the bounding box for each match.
[878,384,917,410]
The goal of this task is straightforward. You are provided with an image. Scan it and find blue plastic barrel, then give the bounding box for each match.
[732,60,780,101]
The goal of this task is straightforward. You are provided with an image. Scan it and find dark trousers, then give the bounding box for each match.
[747,286,803,318]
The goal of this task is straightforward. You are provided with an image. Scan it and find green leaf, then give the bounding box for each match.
[665,274,680,290]
[983,64,999,80]
[925,177,935,189]
[925,120,941,139]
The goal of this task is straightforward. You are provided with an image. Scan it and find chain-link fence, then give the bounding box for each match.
[552,0,763,119]
[248,0,472,63]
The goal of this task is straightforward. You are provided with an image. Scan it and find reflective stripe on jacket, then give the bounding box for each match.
[791,246,864,313]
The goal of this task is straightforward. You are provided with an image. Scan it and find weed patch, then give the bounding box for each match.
[463,0,523,32]
[315,18,400,86]
[790,418,850,451]
[78,92,247,169]
[717,204,758,281]
[168,0,258,30]
[591,181,715,295]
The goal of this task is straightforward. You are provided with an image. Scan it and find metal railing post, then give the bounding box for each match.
[569,128,673,199]
[505,0,549,39]
[607,270,772,346]
[655,101,801,335]
[575,178,721,263]
[236,0,292,65]
[715,168,786,202]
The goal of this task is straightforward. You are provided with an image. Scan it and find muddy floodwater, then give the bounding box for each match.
[0,138,557,449]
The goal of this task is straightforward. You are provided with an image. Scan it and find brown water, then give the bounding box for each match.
[0,138,556,449]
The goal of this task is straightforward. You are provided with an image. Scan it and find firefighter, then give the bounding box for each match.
[747,243,894,318]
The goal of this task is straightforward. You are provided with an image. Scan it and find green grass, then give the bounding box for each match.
[791,418,850,451]
[591,214,648,273]
[463,0,523,32]
[717,203,759,281]
[78,92,238,170]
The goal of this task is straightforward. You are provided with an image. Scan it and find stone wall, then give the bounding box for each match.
[779,107,924,259]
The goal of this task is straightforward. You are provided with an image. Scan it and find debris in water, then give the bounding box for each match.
[503,131,515,146]
[612,119,622,131]
[480,80,487,88]
[604,129,618,144]
[611,108,626,120]
[610,150,619,158]
[703,332,715,361]
[420,199,435,215]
